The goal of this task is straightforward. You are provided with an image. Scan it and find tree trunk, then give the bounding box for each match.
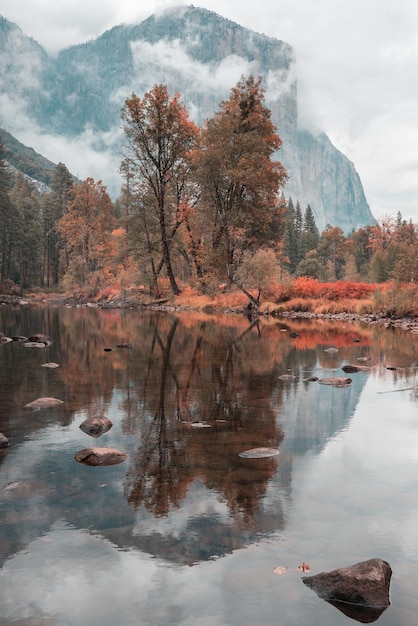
[159,205,180,296]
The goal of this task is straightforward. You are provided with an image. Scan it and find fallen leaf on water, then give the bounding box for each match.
[273,566,288,575]
[297,562,311,572]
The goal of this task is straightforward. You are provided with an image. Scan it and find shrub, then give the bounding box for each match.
[372,283,418,317]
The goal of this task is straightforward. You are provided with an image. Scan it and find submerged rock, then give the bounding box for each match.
[12,335,28,342]
[302,558,392,614]
[75,447,129,466]
[28,333,52,348]
[25,397,64,409]
[342,364,371,373]
[27,333,53,347]
[79,417,113,437]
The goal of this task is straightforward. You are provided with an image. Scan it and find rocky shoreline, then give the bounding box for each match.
[2,292,418,333]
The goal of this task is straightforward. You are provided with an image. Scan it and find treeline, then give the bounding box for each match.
[0,75,417,298]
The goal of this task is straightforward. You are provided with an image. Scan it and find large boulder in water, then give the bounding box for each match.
[302,558,392,617]
[75,447,128,466]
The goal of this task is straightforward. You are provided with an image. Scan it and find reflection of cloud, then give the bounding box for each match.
[132,482,230,538]
[0,523,159,624]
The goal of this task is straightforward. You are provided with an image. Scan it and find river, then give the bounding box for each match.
[0,305,417,625]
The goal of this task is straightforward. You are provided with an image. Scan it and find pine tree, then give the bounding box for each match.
[44,162,74,285]
[283,198,298,273]
[0,141,13,282]
[299,204,320,258]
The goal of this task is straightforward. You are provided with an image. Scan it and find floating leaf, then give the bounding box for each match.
[298,562,311,572]
[239,447,280,459]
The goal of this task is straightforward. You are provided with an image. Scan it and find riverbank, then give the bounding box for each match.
[2,290,418,333]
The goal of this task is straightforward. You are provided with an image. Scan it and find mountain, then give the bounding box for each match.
[0,7,375,232]
[0,127,55,189]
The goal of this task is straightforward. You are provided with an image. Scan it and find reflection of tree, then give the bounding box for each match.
[125,317,196,516]
[124,314,284,527]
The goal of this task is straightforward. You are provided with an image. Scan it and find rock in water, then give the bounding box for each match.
[25,397,64,408]
[302,558,392,610]
[318,377,352,387]
[79,417,113,437]
[0,432,10,448]
[27,333,53,347]
[239,447,280,458]
[74,447,129,466]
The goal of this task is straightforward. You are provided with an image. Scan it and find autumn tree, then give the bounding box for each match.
[57,178,115,290]
[235,248,280,304]
[347,225,374,279]
[317,225,349,280]
[192,75,287,289]
[388,219,418,283]
[368,216,400,282]
[121,85,199,296]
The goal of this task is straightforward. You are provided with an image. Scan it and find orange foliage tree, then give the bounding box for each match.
[57,178,115,290]
[121,85,199,295]
[192,75,288,290]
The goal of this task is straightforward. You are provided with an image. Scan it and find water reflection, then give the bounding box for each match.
[1,306,418,623]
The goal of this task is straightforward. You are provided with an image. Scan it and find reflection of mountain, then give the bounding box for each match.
[0,308,390,567]
[277,366,369,455]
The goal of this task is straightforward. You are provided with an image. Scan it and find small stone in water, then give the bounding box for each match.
[239,447,280,458]
[25,397,64,408]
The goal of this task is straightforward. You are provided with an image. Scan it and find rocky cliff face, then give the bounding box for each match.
[0,7,375,232]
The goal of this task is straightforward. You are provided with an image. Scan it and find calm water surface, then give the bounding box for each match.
[1,305,418,625]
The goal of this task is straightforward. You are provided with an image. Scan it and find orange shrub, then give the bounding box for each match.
[291,278,377,301]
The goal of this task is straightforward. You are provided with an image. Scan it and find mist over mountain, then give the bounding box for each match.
[0,6,375,232]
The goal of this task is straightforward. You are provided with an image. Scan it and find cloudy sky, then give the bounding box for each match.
[2,0,418,222]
